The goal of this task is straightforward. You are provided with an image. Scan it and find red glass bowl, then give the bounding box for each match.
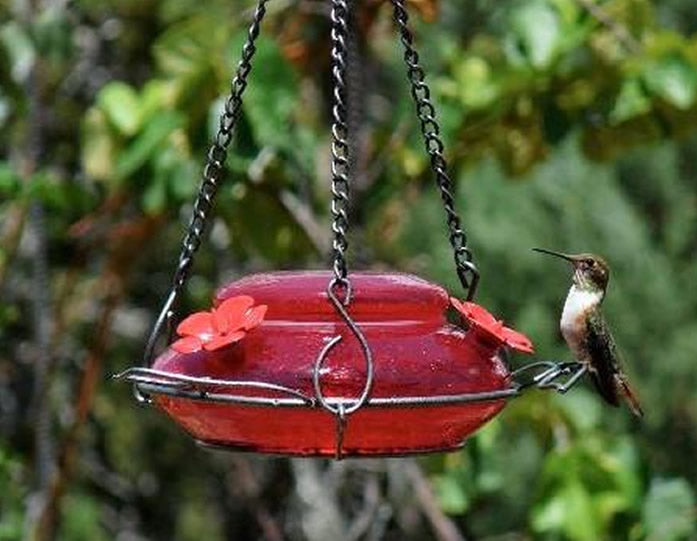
[147,272,513,457]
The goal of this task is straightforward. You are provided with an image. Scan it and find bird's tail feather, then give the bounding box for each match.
[615,374,644,418]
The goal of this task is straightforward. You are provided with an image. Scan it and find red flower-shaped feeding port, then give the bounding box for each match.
[172,296,267,353]
[450,298,534,354]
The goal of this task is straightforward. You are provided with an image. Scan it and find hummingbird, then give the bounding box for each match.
[532,248,643,417]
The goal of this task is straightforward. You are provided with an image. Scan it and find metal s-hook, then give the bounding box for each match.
[313,279,375,458]
[313,280,375,416]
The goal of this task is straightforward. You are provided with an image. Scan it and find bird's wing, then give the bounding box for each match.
[585,311,621,407]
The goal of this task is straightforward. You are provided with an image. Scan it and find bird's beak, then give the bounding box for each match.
[532,248,576,263]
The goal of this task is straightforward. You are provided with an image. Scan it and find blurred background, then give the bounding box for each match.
[2,0,697,539]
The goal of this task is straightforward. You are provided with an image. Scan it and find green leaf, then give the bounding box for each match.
[643,478,696,541]
[221,188,315,264]
[139,80,175,125]
[0,162,20,197]
[97,82,142,136]
[153,15,226,105]
[610,78,653,124]
[142,175,167,215]
[532,480,601,541]
[0,21,36,82]
[643,55,697,110]
[507,0,562,69]
[115,111,183,182]
[167,159,199,201]
[153,145,199,202]
[455,56,500,110]
[26,172,94,212]
[433,475,470,514]
[562,482,602,541]
[532,493,566,533]
[238,36,298,149]
[556,389,603,431]
[81,108,116,182]
[61,493,108,541]
[33,4,72,62]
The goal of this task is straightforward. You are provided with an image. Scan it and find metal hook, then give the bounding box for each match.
[143,289,177,367]
[313,278,375,418]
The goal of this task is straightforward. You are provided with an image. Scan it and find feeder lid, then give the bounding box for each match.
[215,271,448,322]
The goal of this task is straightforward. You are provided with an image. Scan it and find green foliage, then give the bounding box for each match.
[0,445,28,540]
[2,0,697,539]
[531,435,641,540]
[60,493,108,541]
[240,36,300,150]
[506,0,568,69]
[642,52,697,110]
[385,139,697,537]
[643,478,697,540]
[0,162,20,197]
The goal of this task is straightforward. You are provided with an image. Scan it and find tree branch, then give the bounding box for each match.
[404,460,467,541]
[574,0,642,54]
[25,215,162,541]
[224,455,285,541]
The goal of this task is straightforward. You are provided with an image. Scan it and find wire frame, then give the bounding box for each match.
[117,359,586,409]
[114,359,586,458]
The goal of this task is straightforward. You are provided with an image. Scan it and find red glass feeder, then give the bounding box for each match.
[123,272,528,457]
[116,0,589,459]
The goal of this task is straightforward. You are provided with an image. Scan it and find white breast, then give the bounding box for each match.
[560,286,602,344]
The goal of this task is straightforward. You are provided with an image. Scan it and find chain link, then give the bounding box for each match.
[143,0,269,365]
[329,0,352,291]
[390,0,479,300]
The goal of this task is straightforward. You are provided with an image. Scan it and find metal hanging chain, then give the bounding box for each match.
[319,0,375,459]
[328,0,352,291]
[390,0,480,300]
[143,0,269,366]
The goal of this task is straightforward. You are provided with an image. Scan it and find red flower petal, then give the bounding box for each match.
[451,298,535,354]
[452,299,499,327]
[471,320,506,345]
[203,331,246,351]
[214,296,255,333]
[501,327,535,354]
[454,300,501,334]
[243,305,267,331]
[450,296,466,315]
[176,312,215,340]
[171,336,204,353]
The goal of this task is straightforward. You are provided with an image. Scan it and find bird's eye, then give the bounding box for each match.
[584,259,594,267]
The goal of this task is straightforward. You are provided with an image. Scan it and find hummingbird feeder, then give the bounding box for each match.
[116,0,585,458]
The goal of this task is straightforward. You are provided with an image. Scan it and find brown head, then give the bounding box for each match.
[532,248,610,293]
